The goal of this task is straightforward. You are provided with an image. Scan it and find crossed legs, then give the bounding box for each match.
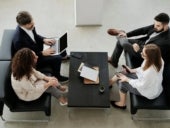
[110,37,140,67]
[110,73,141,108]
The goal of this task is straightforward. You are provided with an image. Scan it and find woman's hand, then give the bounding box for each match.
[117,73,129,83]
[44,76,59,87]
[122,65,136,74]
[47,79,58,87]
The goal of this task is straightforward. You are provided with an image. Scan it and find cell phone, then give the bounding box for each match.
[71,53,82,59]
[122,65,131,73]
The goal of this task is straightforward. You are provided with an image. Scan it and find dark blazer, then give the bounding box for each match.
[127,25,170,64]
[12,26,45,57]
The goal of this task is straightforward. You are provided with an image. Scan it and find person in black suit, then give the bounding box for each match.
[108,13,170,68]
[12,11,69,83]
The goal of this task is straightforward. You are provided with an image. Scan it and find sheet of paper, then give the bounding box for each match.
[80,65,99,81]
[78,62,84,72]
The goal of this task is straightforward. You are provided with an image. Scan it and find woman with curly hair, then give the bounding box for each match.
[11,48,67,106]
[110,44,164,109]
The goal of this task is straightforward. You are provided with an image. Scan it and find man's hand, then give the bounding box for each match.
[132,43,140,52]
[118,31,127,37]
[43,38,56,46]
[42,48,55,56]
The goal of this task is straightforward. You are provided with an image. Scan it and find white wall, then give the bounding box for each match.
[74,0,104,26]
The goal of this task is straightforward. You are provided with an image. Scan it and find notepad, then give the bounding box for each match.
[80,65,99,82]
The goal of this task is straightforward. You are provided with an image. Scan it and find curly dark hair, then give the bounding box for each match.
[12,48,36,80]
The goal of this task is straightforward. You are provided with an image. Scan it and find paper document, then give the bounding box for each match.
[80,65,99,82]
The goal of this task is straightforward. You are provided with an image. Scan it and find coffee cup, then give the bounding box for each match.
[99,86,105,93]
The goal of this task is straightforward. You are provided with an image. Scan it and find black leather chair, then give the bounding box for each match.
[0,29,52,121]
[124,52,170,120]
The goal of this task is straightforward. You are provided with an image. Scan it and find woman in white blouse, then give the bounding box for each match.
[11,48,68,106]
[110,44,164,109]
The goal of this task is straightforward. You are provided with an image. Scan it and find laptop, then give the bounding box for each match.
[43,32,68,55]
[51,32,67,55]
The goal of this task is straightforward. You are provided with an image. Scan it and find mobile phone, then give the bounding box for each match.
[122,65,131,73]
[71,53,82,59]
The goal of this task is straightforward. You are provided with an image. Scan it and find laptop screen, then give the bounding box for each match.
[44,32,68,55]
[59,32,67,53]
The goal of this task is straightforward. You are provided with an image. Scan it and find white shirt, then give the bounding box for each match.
[145,32,161,44]
[129,59,164,99]
[11,69,47,101]
[20,26,35,42]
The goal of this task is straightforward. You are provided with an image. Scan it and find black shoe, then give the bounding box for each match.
[57,75,69,83]
[110,101,126,109]
[108,60,118,68]
[62,55,70,61]
[109,85,113,89]
[107,29,125,36]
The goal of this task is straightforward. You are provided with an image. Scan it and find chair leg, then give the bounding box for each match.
[131,114,170,121]
[1,116,5,121]
[0,115,50,122]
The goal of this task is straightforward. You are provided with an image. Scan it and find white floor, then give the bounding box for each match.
[1,0,170,127]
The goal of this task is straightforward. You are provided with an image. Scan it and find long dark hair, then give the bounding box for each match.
[143,44,162,72]
[12,48,35,80]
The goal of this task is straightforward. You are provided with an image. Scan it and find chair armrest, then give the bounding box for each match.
[0,61,11,100]
[0,101,4,116]
[0,29,15,60]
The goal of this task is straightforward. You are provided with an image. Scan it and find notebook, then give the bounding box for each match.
[78,62,99,82]
[43,32,68,55]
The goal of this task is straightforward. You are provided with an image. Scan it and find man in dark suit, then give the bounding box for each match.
[108,13,170,68]
[12,11,69,83]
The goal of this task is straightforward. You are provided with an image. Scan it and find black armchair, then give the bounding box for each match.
[0,29,52,122]
[124,52,170,120]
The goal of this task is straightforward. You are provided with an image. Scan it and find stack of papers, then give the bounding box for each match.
[78,62,99,82]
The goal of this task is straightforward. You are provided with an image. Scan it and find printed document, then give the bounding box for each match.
[80,65,99,82]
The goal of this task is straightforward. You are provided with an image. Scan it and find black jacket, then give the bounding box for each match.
[127,25,170,64]
[12,26,45,57]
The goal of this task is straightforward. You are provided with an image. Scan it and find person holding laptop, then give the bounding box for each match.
[12,11,69,83]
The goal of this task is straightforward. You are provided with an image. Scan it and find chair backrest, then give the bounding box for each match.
[162,63,170,103]
[0,29,52,118]
[3,61,19,109]
[0,29,15,61]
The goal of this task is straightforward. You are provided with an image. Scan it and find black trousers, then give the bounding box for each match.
[36,50,67,77]
[111,37,143,67]
[118,73,141,96]
[37,55,62,77]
